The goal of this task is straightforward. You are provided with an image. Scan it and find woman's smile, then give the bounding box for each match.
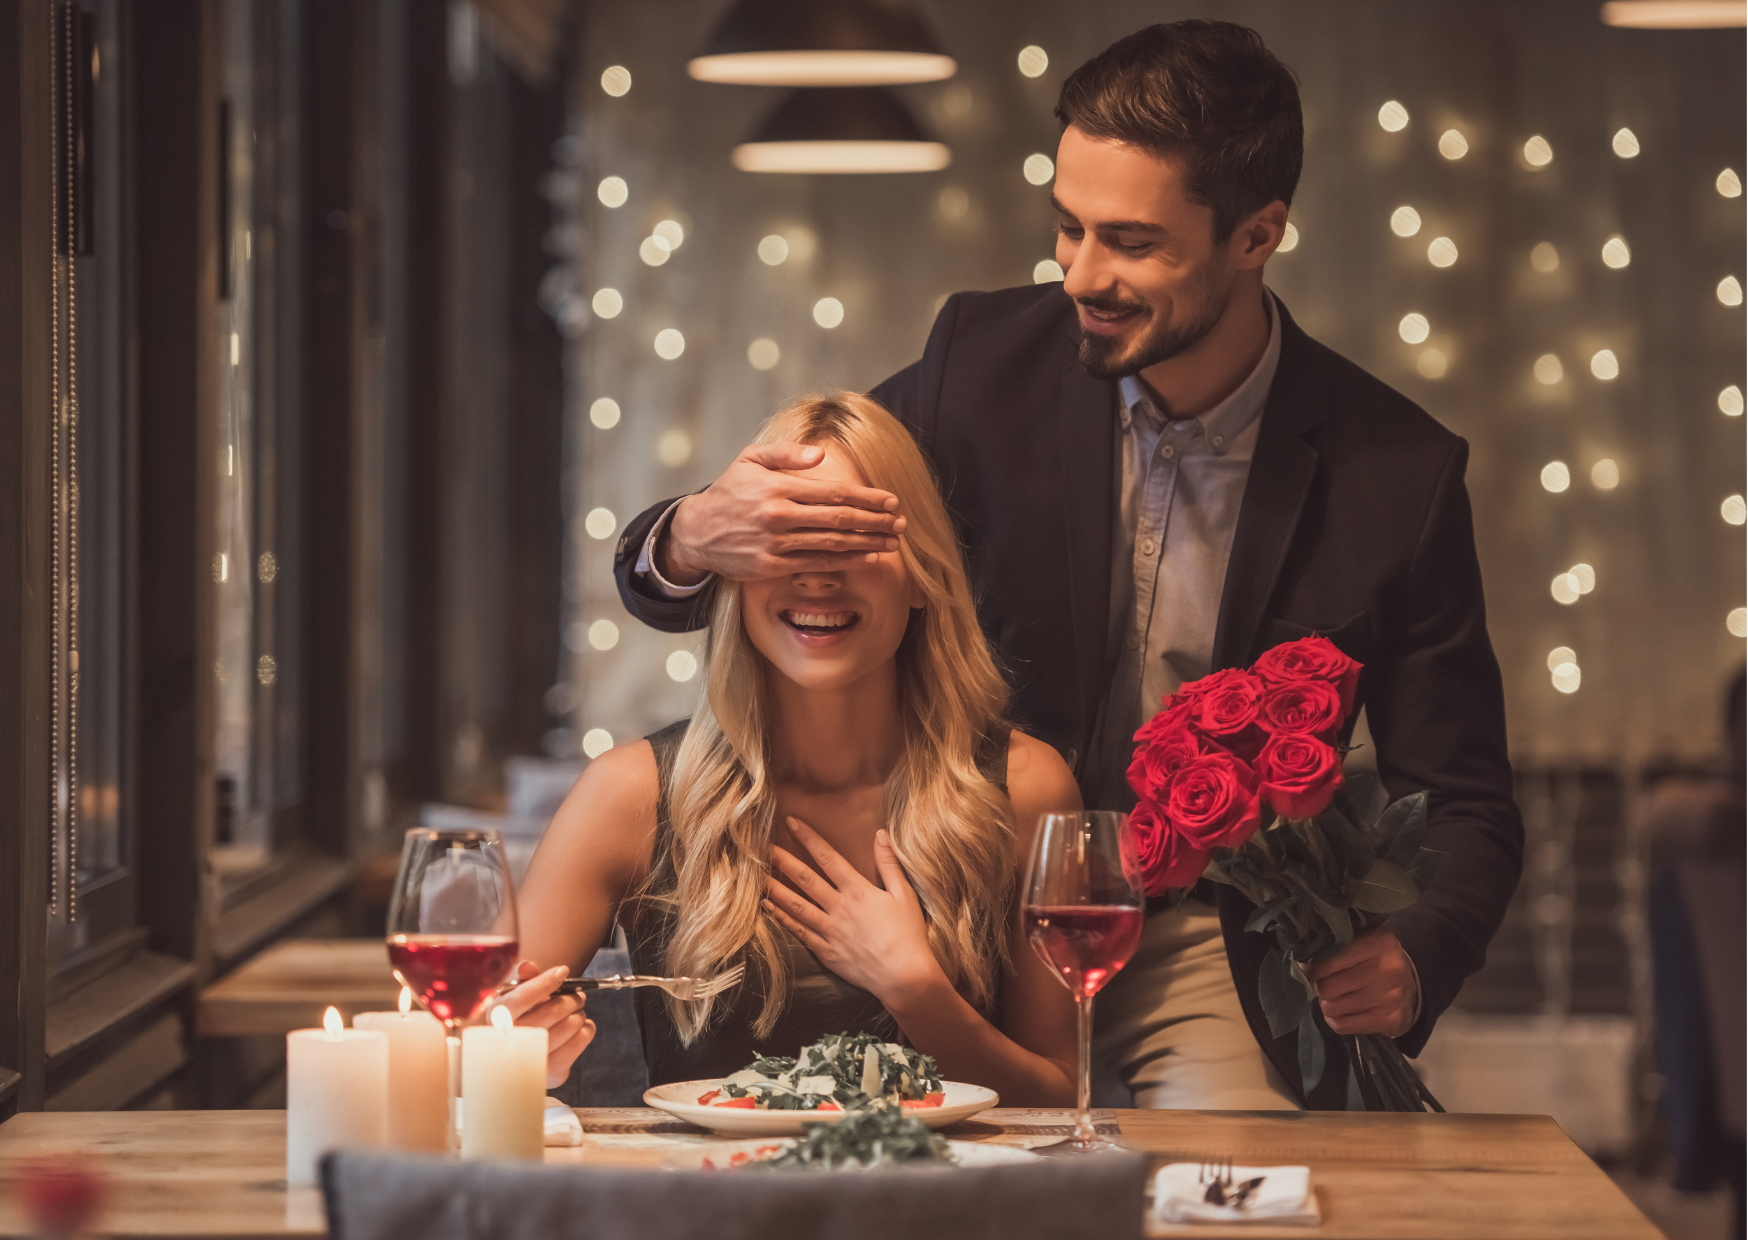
[778,607,863,644]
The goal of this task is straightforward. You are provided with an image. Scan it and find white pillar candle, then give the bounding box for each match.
[460,1005,546,1160]
[353,987,450,1152]
[286,1007,389,1185]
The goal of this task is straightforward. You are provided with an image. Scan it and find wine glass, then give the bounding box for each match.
[1022,811,1145,1153]
[385,826,519,1154]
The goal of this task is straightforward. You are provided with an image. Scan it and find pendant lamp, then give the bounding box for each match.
[732,86,950,174]
[689,0,955,86]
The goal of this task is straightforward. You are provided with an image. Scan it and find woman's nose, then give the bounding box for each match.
[789,570,845,589]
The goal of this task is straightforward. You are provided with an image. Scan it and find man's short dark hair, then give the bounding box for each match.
[1055,21,1303,241]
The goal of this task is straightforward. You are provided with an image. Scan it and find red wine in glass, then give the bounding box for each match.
[1024,905,1145,1000]
[385,826,520,1154]
[1022,811,1143,1153]
[388,934,520,1024]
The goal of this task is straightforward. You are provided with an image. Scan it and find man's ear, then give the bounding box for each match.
[1232,201,1289,270]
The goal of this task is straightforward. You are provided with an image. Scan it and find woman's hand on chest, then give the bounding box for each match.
[764,817,949,1009]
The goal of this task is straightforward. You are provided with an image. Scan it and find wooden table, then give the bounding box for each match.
[196,941,399,1037]
[0,1106,1658,1239]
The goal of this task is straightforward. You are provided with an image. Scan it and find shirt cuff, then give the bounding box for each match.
[1403,949,1423,1028]
[635,498,711,598]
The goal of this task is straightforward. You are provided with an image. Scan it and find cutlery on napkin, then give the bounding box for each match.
[543,1099,584,1147]
[1152,1163,1320,1226]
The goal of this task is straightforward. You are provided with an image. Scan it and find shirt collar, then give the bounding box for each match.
[1117,290,1282,458]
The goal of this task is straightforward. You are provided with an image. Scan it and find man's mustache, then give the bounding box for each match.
[1074,295,1151,318]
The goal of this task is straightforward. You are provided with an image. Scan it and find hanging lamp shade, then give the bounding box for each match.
[689,0,955,86]
[1599,0,1744,24]
[732,87,950,174]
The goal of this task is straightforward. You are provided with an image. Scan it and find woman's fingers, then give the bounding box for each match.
[765,875,831,933]
[785,817,867,891]
[768,844,842,910]
[764,898,828,956]
[871,829,915,903]
[520,991,586,1030]
[493,964,568,1019]
[544,1015,597,1090]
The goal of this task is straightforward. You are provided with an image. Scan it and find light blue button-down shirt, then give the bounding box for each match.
[1092,292,1282,809]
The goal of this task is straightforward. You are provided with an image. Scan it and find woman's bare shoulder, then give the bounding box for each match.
[544,740,661,869]
[1004,731,1083,825]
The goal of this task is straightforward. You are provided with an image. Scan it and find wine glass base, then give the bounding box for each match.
[1032,1135,1130,1155]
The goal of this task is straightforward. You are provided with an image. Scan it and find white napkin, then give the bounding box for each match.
[1151,1163,1320,1226]
[543,1099,584,1147]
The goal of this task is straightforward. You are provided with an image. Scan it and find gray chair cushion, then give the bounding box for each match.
[321,1147,1148,1240]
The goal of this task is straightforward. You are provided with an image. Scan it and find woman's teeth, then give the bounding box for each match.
[784,610,856,630]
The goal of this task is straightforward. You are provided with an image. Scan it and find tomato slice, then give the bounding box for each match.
[696,1089,720,1105]
[901,1092,945,1109]
[719,1097,757,1109]
[814,1101,841,1112]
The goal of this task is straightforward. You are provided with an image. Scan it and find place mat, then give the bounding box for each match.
[944,1108,1123,1149]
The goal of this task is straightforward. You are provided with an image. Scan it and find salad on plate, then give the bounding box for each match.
[695,1031,944,1112]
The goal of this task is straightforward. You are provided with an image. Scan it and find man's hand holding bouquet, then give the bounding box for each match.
[1127,636,1444,1111]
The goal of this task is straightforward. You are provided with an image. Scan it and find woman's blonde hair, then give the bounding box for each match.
[658,392,1013,1042]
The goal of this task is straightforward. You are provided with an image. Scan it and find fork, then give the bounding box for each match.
[552,962,746,1001]
[1200,1158,1233,1206]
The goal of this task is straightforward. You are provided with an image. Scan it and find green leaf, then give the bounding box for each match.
[1297,1009,1327,1095]
[1338,771,1384,824]
[1408,846,1446,892]
[1319,806,1376,880]
[1244,893,1295,934]
[1310,891,1355,946]
[1375,791,1430,867]
[1257,948,1310,1038]
[1349,857,1421,914]
[1201,858,1235,885]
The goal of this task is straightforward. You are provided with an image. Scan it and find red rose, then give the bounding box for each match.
[1257,678,1345,740]
[1134,692,1195,745]
[1255,732,1344,820]
[1190,669,1266,760]
[1252,635,1362,717]
[1127,719,1201,804]
[1166,751,1263,851]
[1128,802,1211,895]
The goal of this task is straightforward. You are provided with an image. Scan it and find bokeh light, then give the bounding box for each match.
[597,176,628,208]
[1390,206,1422,237]
[758,234,789,265]
[1023,154,1055,186]
[1033,259,1064,283]
[1569,563,1596,594]
[582,728,614,758]
[591,288,623,318]
[1718,276,1744,307]
[1718,168,1742,198]
[600,66,631,97]
[1730,608,1748,638]
[657,429,692,467]
[666,650,699,682]
[1398,313,1430,344]
[1551,662,1581,694]
[588,620,619,651]
[1417,348,1449,379]
[1427,237,1458,267]
[1590,350,1619,381]
[1017,45,1049,78]
[654,328,686,359]
[584,507,616,539]
[1541,461,1571,493]
[1722,494,1747,525]
[1278,223,1299,252]
[1720,385,1744,416]
[1591,458,1620,490]
[1611,127,1640,158]
[589,398,621,429]
[1378,101,1409,132]
[1600,237,1631,269]
[1438,129,1468,160]
[1530,242,1560,273]
[1551,573,1581,605]
[1523,135,1554,167]
[747,338,780,370]
[1547,646,1576,672]
[639,236,670,266]
[1534,354,1564,385]
[813,298,845,329]
[653,220,685,250]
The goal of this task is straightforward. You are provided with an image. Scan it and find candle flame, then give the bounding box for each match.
[399,985,413,1015]
[323,1006,344,1038]
[490,1004,514,1033]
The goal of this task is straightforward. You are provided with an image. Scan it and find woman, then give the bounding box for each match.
[499,393,1080,1106]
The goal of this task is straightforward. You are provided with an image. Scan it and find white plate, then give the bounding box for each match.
[665,1138,1038,1171]
[643,1079,999,1137]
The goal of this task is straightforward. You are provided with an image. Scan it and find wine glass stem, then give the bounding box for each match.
[446,1028,462,1157]
[1074,992,1095,1146]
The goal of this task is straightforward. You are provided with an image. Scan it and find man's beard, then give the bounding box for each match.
[1074,277,1231,382]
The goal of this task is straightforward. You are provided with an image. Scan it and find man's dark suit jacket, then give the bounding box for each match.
[612,284,1524,1108]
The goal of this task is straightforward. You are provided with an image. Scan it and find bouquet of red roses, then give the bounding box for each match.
[1126,635,1444,1112]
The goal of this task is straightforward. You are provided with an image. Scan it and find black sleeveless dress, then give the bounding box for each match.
[625,719,1010,1087]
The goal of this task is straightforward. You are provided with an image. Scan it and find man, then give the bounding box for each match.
[612,21,1522,1109]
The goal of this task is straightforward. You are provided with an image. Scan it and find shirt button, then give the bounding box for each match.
[1161,445,1175,459]
[1213,434,1224,448]
[1139,538,1157,556]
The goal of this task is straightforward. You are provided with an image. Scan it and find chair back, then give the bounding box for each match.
[322,1146,1148,1240]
